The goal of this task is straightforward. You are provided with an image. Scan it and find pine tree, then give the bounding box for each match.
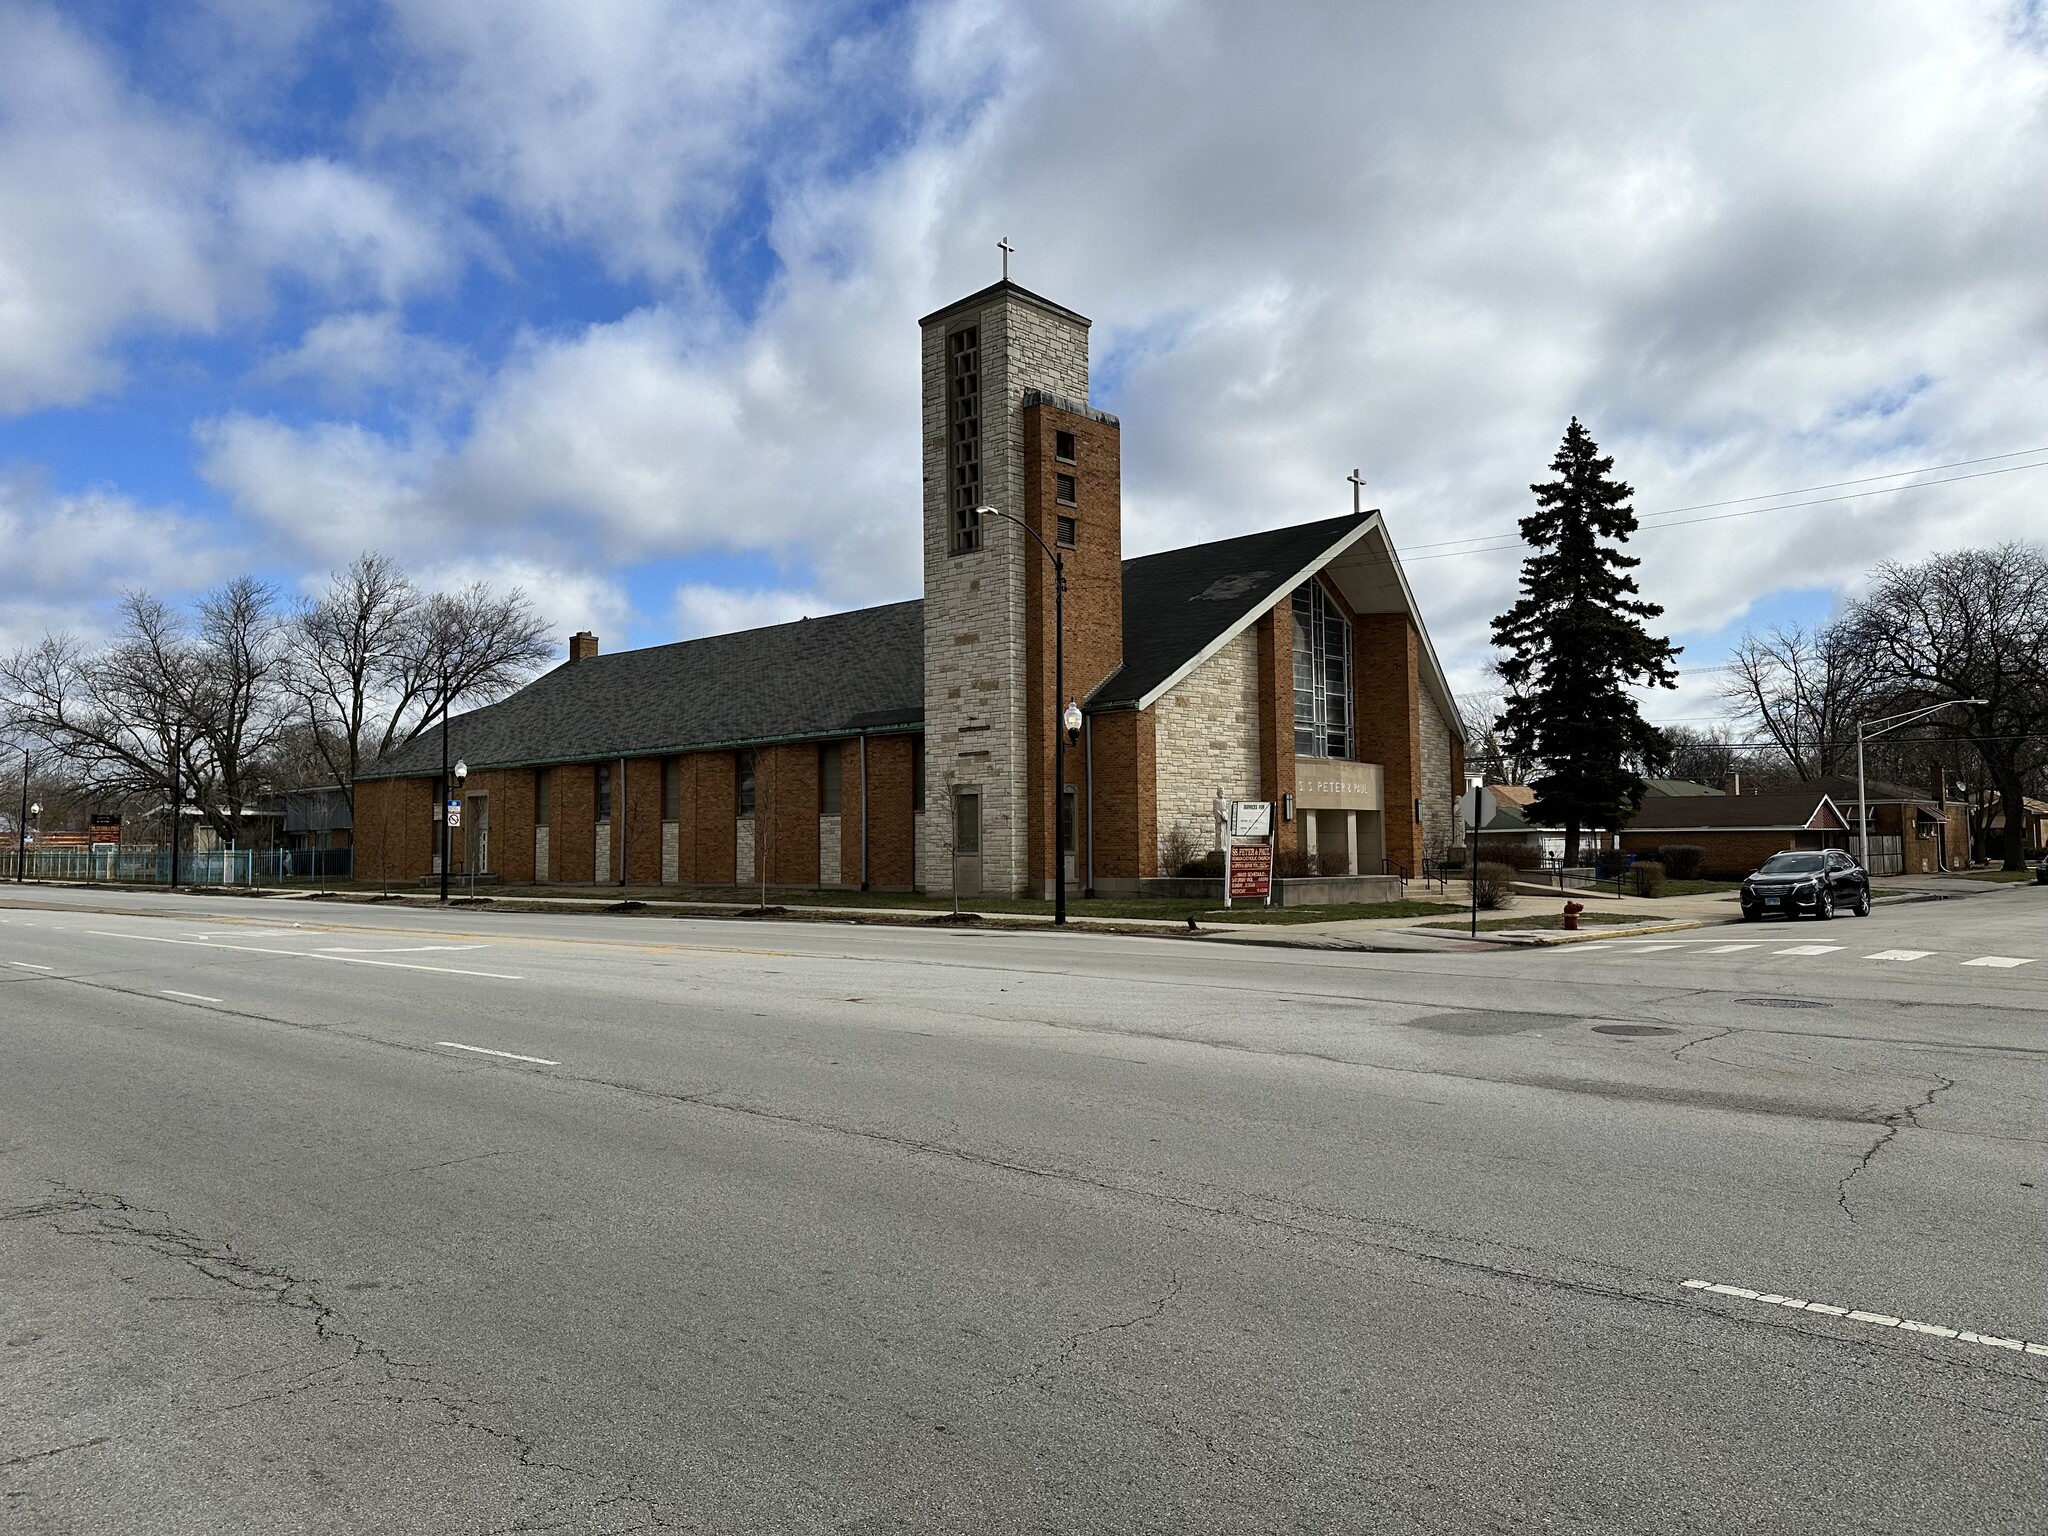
[1491,420,1679,865]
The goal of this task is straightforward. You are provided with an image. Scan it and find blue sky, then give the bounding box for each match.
[3,0,2046,726]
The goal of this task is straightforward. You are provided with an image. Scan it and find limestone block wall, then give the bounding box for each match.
[534,825,550,882]
[736,818,755,884]
[661,822,679,883]
[1153,628,1264,866]
[1419,688,1460,867]
[819,815,842,886]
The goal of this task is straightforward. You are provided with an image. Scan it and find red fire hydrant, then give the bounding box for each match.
[1562,900,1585,932]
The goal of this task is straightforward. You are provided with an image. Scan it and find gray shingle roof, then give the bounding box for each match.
[1628,791,1848,832]
[365,514,1379,778]
[366,600,924,778]
[1089,512,1371,709]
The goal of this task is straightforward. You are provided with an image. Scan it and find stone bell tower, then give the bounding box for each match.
[917,279,1093,895]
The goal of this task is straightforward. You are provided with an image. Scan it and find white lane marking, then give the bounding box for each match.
[435,1041,559,1066]
[1707,944,1760,954]
[84,930,522,980]
[1682,1279,2046,1357]
[161,989,224,1004]
[317,944,485,955]
[8,961,52,970]
[1775,945,1843,956]
[1865,949,1935,962]
[1961,956,2035,969]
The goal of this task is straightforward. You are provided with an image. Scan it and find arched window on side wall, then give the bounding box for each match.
[1292,580,1353,759]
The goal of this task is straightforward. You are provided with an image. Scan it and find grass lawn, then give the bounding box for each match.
[1420,910,1672,932]
[269,880,1468,927]
[1655,879,1745,896]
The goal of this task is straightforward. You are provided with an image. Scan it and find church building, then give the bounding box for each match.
[355,278,1467,897]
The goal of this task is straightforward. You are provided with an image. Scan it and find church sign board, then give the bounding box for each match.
[1228,842,1272,900]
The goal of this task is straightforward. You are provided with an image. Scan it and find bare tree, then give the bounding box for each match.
[188,577,288,846]
[1721,621,1878,780]
[286,556,554,812]
[1847,543,2048,870]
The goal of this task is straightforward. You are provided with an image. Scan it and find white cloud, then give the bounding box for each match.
[0,470,237,651]
[261,310,472,406]
[233,158,455,305]
[671,583,826,639]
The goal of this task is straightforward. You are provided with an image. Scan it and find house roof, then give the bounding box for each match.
[1490,784,1537,808]
[1628,791,1850,834]
[365,601,926,778]
[1802,773,1941,805]
[1088,512,1375,710]
[1642,778,1726,797]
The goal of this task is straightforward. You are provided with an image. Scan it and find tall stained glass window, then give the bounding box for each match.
[1292,580,1353,759]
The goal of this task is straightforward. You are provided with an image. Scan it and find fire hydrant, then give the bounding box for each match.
[1562,900,1585,931]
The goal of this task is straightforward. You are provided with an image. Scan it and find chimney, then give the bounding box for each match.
[1931,765,1947,806]
[1721,773,1741,797]
[569,631,599,662]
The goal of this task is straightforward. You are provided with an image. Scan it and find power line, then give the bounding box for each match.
[1402,451,2048,562]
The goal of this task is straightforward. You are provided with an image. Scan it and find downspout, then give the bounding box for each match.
[1084,714,1095,898]
[859,732,870,891]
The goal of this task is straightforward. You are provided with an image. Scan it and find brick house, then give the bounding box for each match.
[355,278,1466,896]
[1618,790,1855,878]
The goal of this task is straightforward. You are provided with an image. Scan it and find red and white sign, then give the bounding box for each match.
[1227,841,1272,900]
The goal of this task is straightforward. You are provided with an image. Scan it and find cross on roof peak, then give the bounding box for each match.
[1348,468,1366,514]
[998,236,1014,282]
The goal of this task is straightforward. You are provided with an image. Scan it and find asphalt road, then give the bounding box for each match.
[3,882,2044,1533]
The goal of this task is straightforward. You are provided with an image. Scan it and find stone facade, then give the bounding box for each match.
[1418,686,1457,869]
[1153,628,1263,868]
[920,286,1091,895]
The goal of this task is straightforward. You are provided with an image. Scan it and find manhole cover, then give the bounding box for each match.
[1591,1024,1679,1037]
[1736,997,1830,1010]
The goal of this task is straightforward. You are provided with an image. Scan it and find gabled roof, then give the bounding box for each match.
[1090,512,1374,710]
[1803,773,1940,805]
[364,601,924,778]
[1628,791,1850,833]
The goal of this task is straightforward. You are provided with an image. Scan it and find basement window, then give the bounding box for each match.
[1056,515,1077,549]
[1055,473,1077,507]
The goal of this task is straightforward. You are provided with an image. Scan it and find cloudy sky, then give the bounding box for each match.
[3,0,2046,726]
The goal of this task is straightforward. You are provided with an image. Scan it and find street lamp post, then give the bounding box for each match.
[439,667,453,906]
[974,505,1081,926]
[1856,699,1987,873]
[453,759,470,901]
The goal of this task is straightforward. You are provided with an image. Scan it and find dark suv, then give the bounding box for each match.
[1740,850,1871,921]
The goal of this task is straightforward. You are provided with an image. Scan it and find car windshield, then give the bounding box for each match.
[1758,853,1825,874]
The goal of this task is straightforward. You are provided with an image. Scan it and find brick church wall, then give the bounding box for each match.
[1088,708,1156,884]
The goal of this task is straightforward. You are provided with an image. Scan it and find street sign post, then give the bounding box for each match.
[446,800,462,829]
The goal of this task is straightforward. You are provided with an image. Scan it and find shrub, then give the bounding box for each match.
[1178,851,1225,879]
[1274,845,1323,879]
[1472,862,1518,909]
[1159,823,1202,877]
[1486,841,1545,871]
[1656,844,1705,881]
[1630,859,1668,898]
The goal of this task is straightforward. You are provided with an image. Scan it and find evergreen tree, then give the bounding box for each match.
[1491,420,1679,864]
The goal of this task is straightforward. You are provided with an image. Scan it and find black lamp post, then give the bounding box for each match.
[453,759,469,900]
[438,667,453,905]
[975,505,1083,926]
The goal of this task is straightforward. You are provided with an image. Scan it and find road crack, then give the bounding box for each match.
[1836,1074,1956,1222]
[1010,1273,1186,1391]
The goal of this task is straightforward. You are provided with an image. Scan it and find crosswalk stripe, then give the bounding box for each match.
[1774,945,1843,956]
[1961,956,2035,969]
[1865,949,1935,961]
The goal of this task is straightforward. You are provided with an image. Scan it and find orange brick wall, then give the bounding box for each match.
[1022,403,1124,886]
[623,757,664,884]
[355,776,435,881]
[758,743,821,886]
[864,735,919,889]
[1254,603,1301,858]
[1088,708,1156,881]
[1355,611,1424,875]
[689,752,739,885]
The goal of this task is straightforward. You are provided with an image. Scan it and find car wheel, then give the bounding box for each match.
[1854,886,1872,917]
[1815,888,1835,921]
[1742,908,1761,922]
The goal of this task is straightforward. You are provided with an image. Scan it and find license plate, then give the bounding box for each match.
[1764,896,1780,906]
